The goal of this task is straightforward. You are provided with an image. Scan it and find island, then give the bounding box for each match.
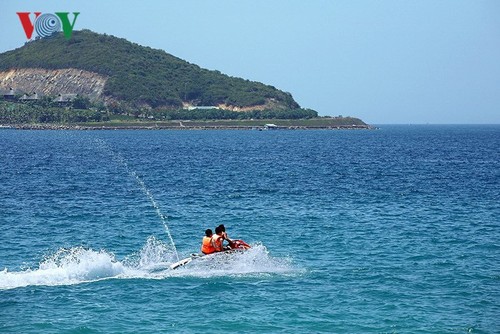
[0,30,371,130]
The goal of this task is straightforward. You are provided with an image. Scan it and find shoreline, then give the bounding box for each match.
[3,123,374,130]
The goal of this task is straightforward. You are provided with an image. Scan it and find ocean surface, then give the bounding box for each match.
[0,125,498,333]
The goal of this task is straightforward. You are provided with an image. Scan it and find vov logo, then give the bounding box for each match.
[17,12,80,40]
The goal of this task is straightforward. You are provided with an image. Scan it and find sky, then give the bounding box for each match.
[1,0,499,124]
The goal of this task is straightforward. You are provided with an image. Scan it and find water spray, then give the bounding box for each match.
[92,137,180,261]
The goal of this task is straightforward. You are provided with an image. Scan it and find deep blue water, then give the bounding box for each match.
[0,125,499,333]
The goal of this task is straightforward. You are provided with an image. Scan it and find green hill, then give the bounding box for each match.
[0,30,300,110]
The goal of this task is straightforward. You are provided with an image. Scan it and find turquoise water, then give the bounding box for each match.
[0,126,499,333]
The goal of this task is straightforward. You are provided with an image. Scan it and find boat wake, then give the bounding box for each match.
[0,237,300,290]
[0,247,127,290]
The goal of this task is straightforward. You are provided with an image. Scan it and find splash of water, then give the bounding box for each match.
[123,236,178,270]
[91,137,179,261]
[0,247,126,290]
[0,241,300,290]
[174,243,299,278]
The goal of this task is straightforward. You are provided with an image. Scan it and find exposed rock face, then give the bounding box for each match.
[217,98,288,112]
[0,68,108,100]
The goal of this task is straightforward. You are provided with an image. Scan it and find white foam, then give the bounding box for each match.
[0,247,127,290]
[163,243,300,278]
[124,236,178,270]
[0,240,300,290]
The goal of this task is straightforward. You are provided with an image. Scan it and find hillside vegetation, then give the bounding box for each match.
[0,30,299,110]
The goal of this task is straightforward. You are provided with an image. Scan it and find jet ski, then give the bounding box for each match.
[170,239,251,270]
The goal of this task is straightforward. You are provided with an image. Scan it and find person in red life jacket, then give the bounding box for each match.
[201,229,216,255]
[211,225,226,252]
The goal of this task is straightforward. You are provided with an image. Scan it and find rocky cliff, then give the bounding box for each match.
[0,68,107,101]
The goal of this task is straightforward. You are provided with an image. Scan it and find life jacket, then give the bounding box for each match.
[201,236,216,254]
[211,234,224,252]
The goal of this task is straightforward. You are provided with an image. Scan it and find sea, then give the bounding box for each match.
[0,125,498,333]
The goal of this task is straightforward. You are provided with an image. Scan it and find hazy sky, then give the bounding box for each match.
[1,0,499,124]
